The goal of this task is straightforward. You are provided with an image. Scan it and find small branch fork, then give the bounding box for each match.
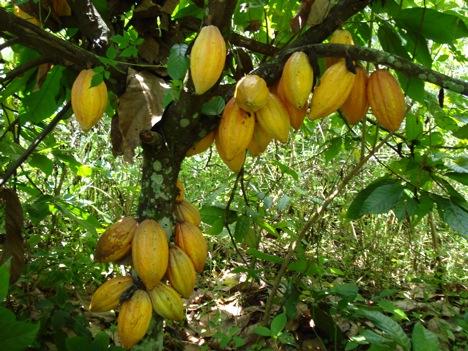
[261,134,391,323]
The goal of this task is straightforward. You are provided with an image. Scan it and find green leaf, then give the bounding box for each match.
[401,30,432,68]
[234,215,252,243]
[357,310,410,351]
[347,178,404,219]
[377,24,410,60]
[445,172,468,186]
[331,283,359,299]
[29,153,54,176]
[433,196,468,237]
[412,322,440,351]
[360,329,394,346]
[397,72,425,103]
[394,8,468,43]
[0,260,11,301]
[0,306,40,351]
[405,113,424,141]
[254,325,271,337]
[167,44,189,80]
[200,205,237,235]
[66,336,90,351]
[452,124,468,139]
[247,248,283,264]
[270,312,287,336]
[201,96,225,116]
[271,160,299,181]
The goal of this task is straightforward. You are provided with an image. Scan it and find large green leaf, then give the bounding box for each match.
[200,205,237,235]
[401,30,432,68]
[433,196,468,237]
[167,44,189,81]
[394,8,468,43]
[412,322,440,351]
[0,307,40,351]
[377,24,410,60]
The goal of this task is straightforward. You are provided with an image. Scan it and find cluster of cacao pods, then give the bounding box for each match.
[89,181,207,349]
[187,28,406,172]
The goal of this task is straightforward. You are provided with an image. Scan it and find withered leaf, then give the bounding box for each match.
[118,68,168,162]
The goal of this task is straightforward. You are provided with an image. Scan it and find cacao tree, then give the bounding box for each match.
[0,0,467,349]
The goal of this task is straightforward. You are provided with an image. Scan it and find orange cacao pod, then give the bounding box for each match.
[149,282,184,321]
[276,78,307,130]
[176,179,185,203]
[248,122,272,157]
[234,75,269,113]
[186,130,215,156]
[340,67,369,124]
[280,51,314,109]
[255,93,290,143]
[215,131,246,173]
[117,290,152,349]
[132,219,169,290]
[326,29,354,67]
[175,200,201,226]
[217,97,255,161]
[89,276,133,312]
[190,25,226,95]
[309,61,355,120]
[367,69,406,132]
[175,222,208,273]
[71,69,108,131]
[167,245,196,298]
[94,217,137,263]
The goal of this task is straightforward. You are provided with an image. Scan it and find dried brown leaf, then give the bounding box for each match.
[118,68,167,162]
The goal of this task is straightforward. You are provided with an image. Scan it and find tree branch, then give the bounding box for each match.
[0,57,51,85]
[0,103,71,187]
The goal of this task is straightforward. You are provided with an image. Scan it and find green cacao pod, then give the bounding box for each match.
[175,200,201,226]
[190,25,226,95]
[71,69,108,131]
[89,276,133,312]
[117,290,153,349]
[94,217,137,263]
[367,69,406,132]
[132,219,169,290]
[175,222,208,273]
[167,245,196,298]
[148,282,184,321]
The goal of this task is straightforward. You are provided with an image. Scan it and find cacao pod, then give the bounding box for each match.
[175,200,201,226]
[280,51,314,109]
[13,6,40,25]
[167,245,196,298]
[340,67,369,124]
[94,217,137,263]
[190,25,226,95]
[186,130,215,156]
[117,290,152,349]
[176,179,185,203]
[234,75,269,113]
[217,97,255,161]
[215,135,246,173]
[71,69,108,131]
[248,122,272,157]
[276,79,307,130]
[89,276,133,312]
[326,29,354,67]
[255,93,290,143]
[132,219,169,290]
[52,0,71,16]
[148,282,184,321]
[309,61,355,120]
[367,69,406,132]
[175,222,208,273]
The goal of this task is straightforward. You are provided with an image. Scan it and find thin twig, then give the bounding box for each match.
[262,134,391,323]
[0,103,71,187]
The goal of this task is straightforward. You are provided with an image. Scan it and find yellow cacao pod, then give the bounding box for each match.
[52,0,71,16]
[309,61,355,120]
[340,67,369,125]
[176,180,185,203]
[190,25,226,95]
[255,93,290,143]
[248,122,272,157]
[117,290,152,349]
[215,134,246,173]
[186,130,215,156]
[13,6,40,25]
[149,283,184,321]
[217,97,255,161]
[280,51,314,109]
[276,79,307,130]
[175,200,201,226]
[71,69,108,131]
[94,217,137,263]
[367,69,406,132]
[175,222,208,273]
[132,219,169,290]
[167,245,196,298]
[326,29,354,67]
[234,75,269,113]
[89,276,133,312]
